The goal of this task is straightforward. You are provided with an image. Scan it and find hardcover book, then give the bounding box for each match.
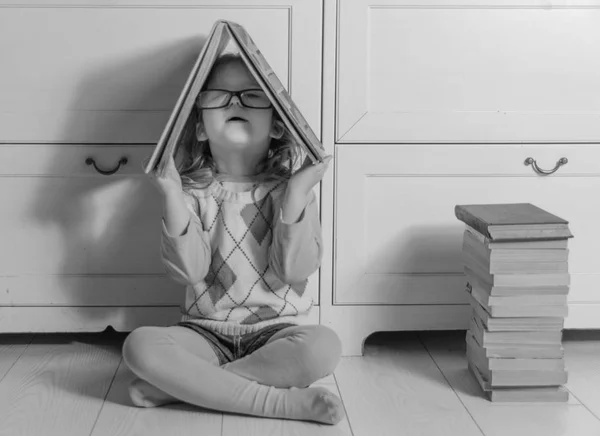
[144,20,326,176]
[455,203,573,241]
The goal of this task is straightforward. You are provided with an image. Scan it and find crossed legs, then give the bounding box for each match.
[121,324,344,425]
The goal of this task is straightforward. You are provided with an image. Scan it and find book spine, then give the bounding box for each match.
[455,205,492,239]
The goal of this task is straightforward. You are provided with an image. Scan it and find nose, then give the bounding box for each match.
[229,95,243,107]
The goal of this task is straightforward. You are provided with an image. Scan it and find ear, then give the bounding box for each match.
[269,120,285,140]
[196,122,208,141]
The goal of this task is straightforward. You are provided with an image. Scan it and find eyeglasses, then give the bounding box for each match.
[196,89,273,109]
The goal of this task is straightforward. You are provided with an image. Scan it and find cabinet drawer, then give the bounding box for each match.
[334,145,600,305]
[1,144,318,308]
[0,145,181,307]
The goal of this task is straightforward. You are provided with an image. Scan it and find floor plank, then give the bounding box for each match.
[221,374,353,436]
[334,332,483,436]
[0,333,122,436]
[421,330,600,436]
[562,330,600,420]
[89,359,223,436]
[0,334,33,381]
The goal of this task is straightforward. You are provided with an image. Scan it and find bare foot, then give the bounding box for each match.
[128,378,179,408]
[289,386,346,425]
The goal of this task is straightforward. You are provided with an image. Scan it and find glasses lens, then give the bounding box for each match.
[241,90,271,108]
[197,90,230,109]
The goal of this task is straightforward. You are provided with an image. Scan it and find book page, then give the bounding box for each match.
[148,22,231,176]
[228,27,318,165]
[226,21,326,162]
[157,23,231,175]
[144,20,222,174]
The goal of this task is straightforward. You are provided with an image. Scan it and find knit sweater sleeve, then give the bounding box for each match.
[160,191,211,286]
[268,188,323,284]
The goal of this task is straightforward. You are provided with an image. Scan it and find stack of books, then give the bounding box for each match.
[454,203,574,402]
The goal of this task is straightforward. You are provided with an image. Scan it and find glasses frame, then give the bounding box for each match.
[196,88,273,110]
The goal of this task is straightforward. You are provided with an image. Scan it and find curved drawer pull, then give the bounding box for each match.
[524,157,568,176]
[86,157,128,175]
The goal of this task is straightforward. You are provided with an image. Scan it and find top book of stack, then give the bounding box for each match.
[144,20,326,176]
[454,203,573,242]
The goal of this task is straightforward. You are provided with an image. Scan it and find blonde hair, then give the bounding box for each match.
[175,53,302,191]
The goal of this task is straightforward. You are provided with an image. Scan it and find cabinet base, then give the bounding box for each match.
[0,304,597,357]
[0,305,320,333]
[322,304,600,356]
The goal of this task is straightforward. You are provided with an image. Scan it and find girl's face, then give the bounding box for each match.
[201,61,274,153]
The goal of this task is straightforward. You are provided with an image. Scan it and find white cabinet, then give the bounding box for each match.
[318,0,600,355]
[0,0,322,332]
[2,0,600,356]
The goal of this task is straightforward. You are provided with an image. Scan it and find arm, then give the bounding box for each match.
[268,187,323,284]
[160,190,211,286]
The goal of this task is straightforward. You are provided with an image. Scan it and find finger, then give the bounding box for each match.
[315,155,333,167]
[316,155,333,170]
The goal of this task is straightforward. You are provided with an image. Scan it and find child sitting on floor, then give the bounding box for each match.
[122,52,343,425]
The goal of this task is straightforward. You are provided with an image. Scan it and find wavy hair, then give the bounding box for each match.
[175,53,303,192]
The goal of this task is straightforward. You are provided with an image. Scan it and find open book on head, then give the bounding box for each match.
[144,19,326,176]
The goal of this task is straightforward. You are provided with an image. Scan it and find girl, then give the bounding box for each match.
[122,53,344,426]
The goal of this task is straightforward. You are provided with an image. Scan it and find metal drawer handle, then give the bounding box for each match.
[86,157,128,175]
[524,157,568,176]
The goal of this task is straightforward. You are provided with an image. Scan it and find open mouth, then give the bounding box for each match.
[227,116,248,122]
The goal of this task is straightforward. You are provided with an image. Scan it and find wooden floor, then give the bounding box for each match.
[1,329,600,436]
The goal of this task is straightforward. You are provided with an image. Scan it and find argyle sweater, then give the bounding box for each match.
[160,172,321,336]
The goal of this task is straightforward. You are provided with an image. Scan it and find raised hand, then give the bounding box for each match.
[287,155,333,197]
[146,156,183,197]
[281,155,333,224]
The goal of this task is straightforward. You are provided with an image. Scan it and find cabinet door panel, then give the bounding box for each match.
[335,145,600,308]
[0,0,321,143]
[337,0,600,142]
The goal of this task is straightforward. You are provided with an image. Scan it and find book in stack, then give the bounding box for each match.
[454,203,574,402]
[144,19,326,176]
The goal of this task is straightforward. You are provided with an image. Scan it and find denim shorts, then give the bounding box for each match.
[176,321,296,366]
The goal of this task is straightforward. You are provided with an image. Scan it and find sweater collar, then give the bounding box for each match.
[214,172,264,183]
